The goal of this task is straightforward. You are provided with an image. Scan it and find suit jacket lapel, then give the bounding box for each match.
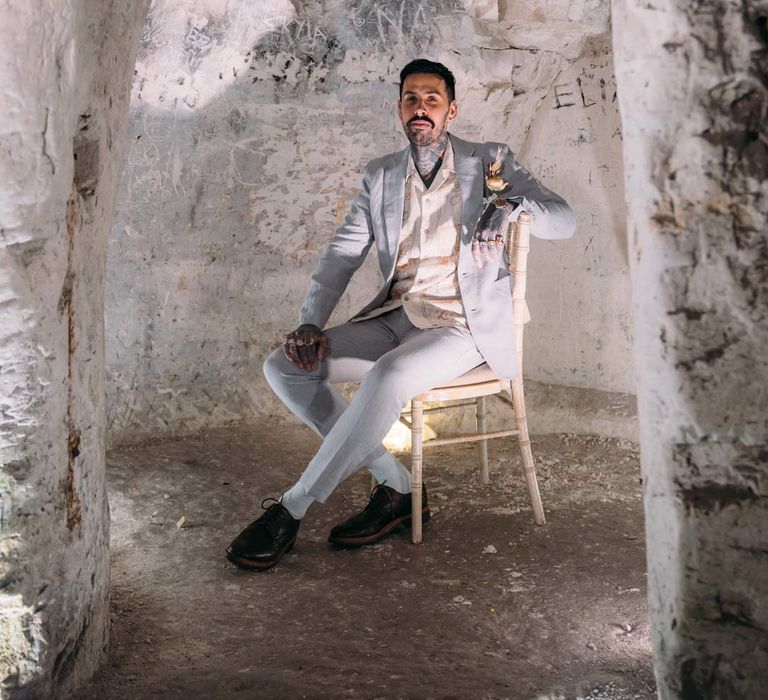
[382,147,410,275]
[451,135,484,243]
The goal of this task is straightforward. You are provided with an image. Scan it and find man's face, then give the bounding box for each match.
[398,73,458,147]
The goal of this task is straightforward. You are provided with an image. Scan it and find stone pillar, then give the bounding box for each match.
[0,1,149,696]
[612,0,768,696]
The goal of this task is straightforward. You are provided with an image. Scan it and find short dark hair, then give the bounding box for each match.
[399,59,456,102]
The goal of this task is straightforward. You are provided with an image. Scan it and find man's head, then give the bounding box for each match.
[398,59,457,148]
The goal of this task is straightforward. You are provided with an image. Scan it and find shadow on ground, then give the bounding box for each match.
[75,423,655,699]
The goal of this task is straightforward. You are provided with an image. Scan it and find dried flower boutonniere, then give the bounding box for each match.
[472,145,514,269]
[485,145,509,204]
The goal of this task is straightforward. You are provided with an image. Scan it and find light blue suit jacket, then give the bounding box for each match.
[299,134,576,378]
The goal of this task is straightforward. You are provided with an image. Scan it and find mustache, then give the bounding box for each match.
[407,115,435,127]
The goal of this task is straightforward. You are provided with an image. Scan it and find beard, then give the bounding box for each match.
[405,123,445,148]
[407,129,436,147]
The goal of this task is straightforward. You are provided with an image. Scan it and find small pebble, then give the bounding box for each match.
[452,595,472,606]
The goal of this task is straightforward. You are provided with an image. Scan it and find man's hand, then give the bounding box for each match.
[472,202,507,269]
[283,324,330,372]
[471,234,505,269]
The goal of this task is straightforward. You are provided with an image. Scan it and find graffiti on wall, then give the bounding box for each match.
[552,60,622,140]
[554,70,617,109]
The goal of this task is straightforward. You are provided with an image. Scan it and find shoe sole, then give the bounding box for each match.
[328,507,431,548]
[226,537,296,571]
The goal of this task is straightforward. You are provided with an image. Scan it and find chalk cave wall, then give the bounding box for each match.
[106,0,629,446]
[0,1,149,696]
[613,0,768,694]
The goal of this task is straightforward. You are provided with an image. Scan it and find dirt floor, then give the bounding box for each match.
[75,422,655,700]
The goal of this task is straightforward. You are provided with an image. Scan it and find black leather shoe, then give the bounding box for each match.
[226,499,301,570]
[328,484,430,547]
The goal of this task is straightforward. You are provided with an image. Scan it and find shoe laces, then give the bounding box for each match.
[260,497,286,537]
[366,483,393,511]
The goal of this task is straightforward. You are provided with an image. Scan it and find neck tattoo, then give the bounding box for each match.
[411,131,449,187]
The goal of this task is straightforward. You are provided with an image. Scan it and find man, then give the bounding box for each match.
[227,59,575,570]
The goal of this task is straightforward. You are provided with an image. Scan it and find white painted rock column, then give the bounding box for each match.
[613,0,768,695]
[0,1,149,696]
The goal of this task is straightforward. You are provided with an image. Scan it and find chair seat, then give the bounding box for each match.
[437,363,500,387]
[419,363,508,402]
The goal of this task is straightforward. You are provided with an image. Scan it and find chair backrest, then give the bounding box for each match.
[506,212,531,378]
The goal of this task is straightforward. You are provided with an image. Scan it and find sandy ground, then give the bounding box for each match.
[75,423,655,700]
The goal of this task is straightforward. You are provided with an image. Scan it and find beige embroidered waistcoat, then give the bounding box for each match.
[355,141,467,329]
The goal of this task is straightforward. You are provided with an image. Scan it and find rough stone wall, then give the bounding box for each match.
[105,0,623,445]
[520,37,631,392]
[0,2,149,697]
[612,0,768,695]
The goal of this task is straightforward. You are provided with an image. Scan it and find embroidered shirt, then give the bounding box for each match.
[356,141,467,328]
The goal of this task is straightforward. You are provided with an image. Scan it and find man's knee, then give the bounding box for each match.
[263,347,290,391]
[263,346,322,391]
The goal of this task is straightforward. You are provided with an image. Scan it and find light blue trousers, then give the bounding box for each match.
[263,307,484,503]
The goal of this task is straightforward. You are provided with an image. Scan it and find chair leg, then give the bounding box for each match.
[510,376,546,525]
[476,396,489,484]
[410,399,424,544]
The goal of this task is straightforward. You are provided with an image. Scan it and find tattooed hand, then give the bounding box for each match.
[283,324,330,372]
[471,201,507,269]
[471,236,504,269]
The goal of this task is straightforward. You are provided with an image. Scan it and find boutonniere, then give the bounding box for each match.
[472,145,515,269]
[485,145,509,207]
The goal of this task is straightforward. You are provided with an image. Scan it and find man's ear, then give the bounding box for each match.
[448,100,458,121]
[396,99,402,120]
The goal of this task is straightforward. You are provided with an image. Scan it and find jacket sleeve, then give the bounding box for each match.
[298,164,376,329]
[496,145,576,241]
